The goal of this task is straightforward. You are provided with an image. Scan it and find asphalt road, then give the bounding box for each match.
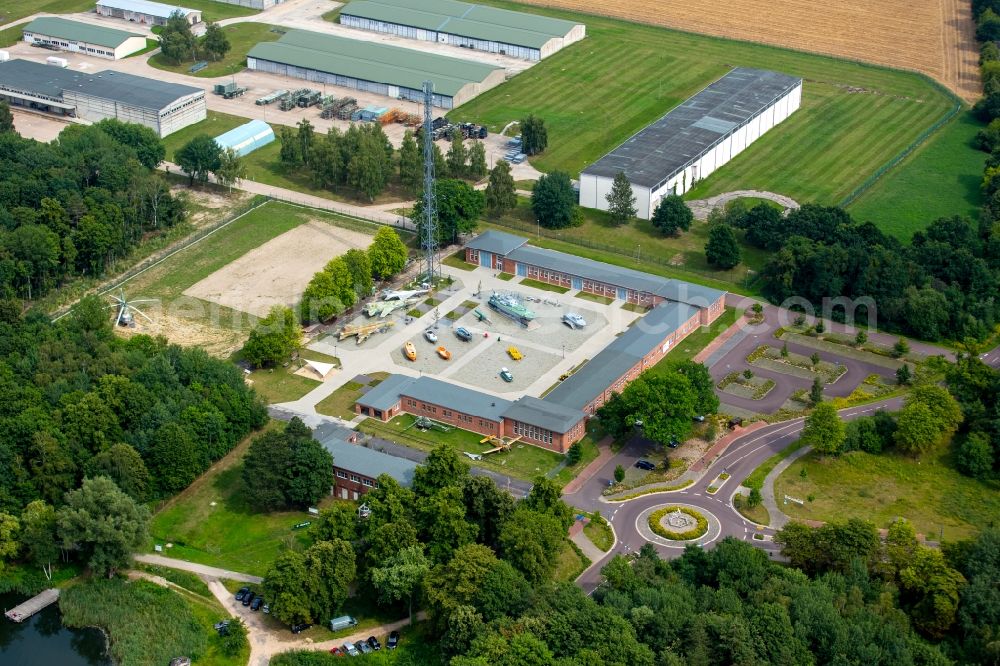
[567,396,905,592]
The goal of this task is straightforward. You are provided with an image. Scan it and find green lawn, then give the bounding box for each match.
[847,111,988,240]
[454,0,955,208]
[358,414,564,482]
[149,427,315,576]
[583,514,614,552]
[315,372,390,420]
[553,540,590,582]
[776,448,1000,541]
[149,23,280,78]
[575,291,613,305]
[649,306,738,370]
[244,366,319,404]
[551,428,601,487]
[0,24,24,47]
[520,277,570,293]
[163,111,251,161]
[442,250,477,271]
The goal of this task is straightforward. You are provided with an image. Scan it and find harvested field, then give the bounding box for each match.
[184,220,372,317]
[512,0,979,102]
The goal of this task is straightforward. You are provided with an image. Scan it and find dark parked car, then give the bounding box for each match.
[387,631,400,650]
[635,459,656,471]
[213,620,230,635]
[291,623,310,634]
[668,437,680,449]
[728,417,744,429]
[250,596,264,611]
[357,640,374,654]
[455,326,472,341]
[242,592,254,607]
[235,587,250,602]
[367,636,381,651]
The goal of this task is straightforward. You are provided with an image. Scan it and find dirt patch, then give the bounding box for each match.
[173,186,252,227]
[115,311,246,358]
[516,0,980,102]
[183,219,373,317]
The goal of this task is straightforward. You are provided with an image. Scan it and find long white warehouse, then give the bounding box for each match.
[579,68,802,219]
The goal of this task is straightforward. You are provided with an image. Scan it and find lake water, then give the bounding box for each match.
[0,592,111,666]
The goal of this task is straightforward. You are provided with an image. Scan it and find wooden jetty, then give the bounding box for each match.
[5,588,59,623]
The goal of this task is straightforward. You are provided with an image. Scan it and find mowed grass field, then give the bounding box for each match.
[150,425,315,576]
[847,111,989,240]
[148,23,280,78]
[454,0,957,207]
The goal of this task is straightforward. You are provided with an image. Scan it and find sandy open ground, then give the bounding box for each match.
[515,0,980,102]
[184,219,372,317]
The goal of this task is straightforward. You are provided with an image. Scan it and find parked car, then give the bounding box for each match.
[342,642,359,656]
[728,417,744,429]
[387,631,400,649]
[213,620,230,635]
[262,603,270,614]
[367,636,381,651]
[455,326,472,341]
[499,367,514,382]
[250,596,264,611]
[693,415,706,422]
[635,459,656,471]
[329,615,358,632]
[329,646,344,657]
[291,623,310,634]
[242,592,254,607]
[668,437,680,449]
[357,640,374,654]
[234,587,250,601]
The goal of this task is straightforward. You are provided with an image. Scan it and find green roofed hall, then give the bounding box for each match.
[23,17,148,59]
[246,29,506,108]
[339,0,585,60]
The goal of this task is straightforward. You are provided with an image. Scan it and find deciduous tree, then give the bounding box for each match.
[213,147,246,192]
[369,544,430,622]
[705,224,741,269]
[412,444,468,497]
[367,226,408,280]
[520,115,548,155]
[651,195,693,236]
[398,130,421,193]
[20,500,57,580]
[485,160,516,217]
[57,476,150,577]
[241,305,301,368]
[468,140,487,179]
[447,129,467,178]
[200,22,230,61]
[176,134,221,185]
[413,179,483,245]
[0,100,14,133]
[531,171,578,229]
[800,402,845,455]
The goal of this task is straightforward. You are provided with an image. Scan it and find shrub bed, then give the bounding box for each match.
[648,506,709,541]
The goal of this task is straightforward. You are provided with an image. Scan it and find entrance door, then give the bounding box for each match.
[572,277,582,289]
[517,263,527,276]
[617,287,627,300]
[479,251,492,268]
[340,488,348,500]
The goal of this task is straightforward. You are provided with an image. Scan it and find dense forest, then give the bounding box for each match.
[717,203,1000,343]
[0,294,266,526]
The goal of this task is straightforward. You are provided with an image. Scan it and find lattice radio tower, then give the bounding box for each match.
[420,80,439,283]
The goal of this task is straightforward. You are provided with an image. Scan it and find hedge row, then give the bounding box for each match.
[648,506,709,541]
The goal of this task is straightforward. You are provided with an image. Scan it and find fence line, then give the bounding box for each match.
[838,98,963,208]
[51,194,270,321]
[265,193,416,232]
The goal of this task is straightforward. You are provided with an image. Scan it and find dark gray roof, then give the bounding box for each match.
[544,301,700,411]
[506,243,724,308]
[0,59,202,111]
[356,374,512,422]
[355,374,414,411]
[582,68,801,189]
[62,69,203,110]
[319,434,417,486]
[465,230,528,255]
[501,396,583,433]
[0,59,83,99]
[406,376,511,421]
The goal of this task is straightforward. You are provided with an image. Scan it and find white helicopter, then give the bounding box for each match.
[106,289,156,327]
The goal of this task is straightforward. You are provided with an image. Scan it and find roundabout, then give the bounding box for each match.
[636,503,722,549]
